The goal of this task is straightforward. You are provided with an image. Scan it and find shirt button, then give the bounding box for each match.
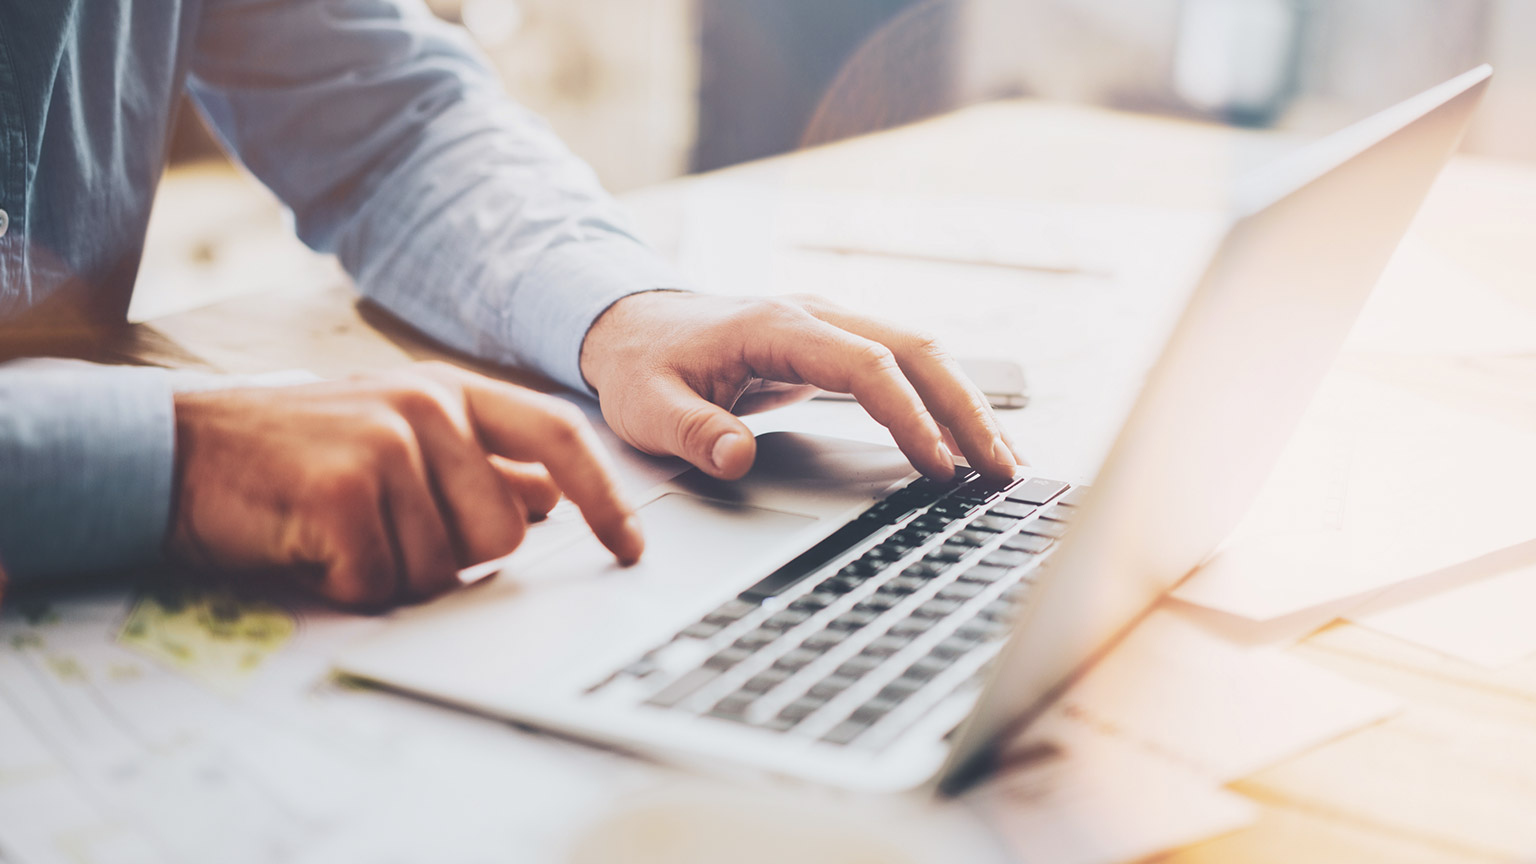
[0,209,8,239]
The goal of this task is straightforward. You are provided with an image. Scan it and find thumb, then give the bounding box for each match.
[628,378,757,480]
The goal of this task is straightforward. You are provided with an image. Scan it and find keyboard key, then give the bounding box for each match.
[836,653,884,678]
[1003,533,1054,554]
[863,544,906,564]
[733,629,779,650]
[803,628,850,650]
[809,674,858,700]
[850,697,900,725]
[644,667,722,708]
[679,621,722,640]
[1006,478,1069,506]
[903,560,948,580]
[982,548,1034,569]
[710,692,757,719]
[878,677,924,703]
[926,544,969,563]
[910,514,948,533]
[956,619,1011,642]
[930,499,981,520]
[790,591,837,612]
[819,575,862,595]
[959,564,1010,584]
[889,615,937,636]
[903,653,957,681]
[761,609,812,630]
[913,598,964,619]
[979,599,1018,622]
[822,719,871,746]
[829,609,880,630]
[703,599,757,626]
[705,647,753,670]
[1040,504,1073,522]
[931,634,981,659]
[777,696,827,724]
[1058,486,1090,507]
[881,575,926,595]
[1021,519,1068,539]
[951,530,995,548]
[967,515,1017,534]
[937,581,986,601]
[856,593,902,612]
[741,669,792,693]
[773,648,821,671]
[841,558,882,578]
[863,634,912,657]
[988,501,1036,520]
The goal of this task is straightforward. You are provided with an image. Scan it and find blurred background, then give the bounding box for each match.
[142,0,1533,323]
[167,0,1535,191]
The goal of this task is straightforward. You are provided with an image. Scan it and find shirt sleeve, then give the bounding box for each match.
[185,0,688,394]
[0,361,175,584]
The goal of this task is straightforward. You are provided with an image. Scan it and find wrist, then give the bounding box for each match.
[579,289,689,395]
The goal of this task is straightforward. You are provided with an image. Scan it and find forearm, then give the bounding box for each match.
[0,361,175,583]
[332,97,687,394]
[188,0,687,395]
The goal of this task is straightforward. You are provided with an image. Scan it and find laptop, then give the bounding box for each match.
[337,67,1492,794]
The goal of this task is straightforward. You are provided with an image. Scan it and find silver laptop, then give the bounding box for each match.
[337,67,1491,794]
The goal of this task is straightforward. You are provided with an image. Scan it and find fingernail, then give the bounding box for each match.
[620,514,645,565]
[992,438,1017,471]
[712,433,743,473]
[934,441,956,475]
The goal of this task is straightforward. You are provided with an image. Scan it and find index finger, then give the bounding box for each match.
[444,371,643,565]
[802,303,1021,479]
[742,315,957,479]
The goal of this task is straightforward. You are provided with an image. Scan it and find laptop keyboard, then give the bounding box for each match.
[589,471,1084,749]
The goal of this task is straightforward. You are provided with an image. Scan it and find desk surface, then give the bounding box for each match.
[133,100,1536,863]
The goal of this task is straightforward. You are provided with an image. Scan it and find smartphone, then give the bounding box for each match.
[813,356,1029,409]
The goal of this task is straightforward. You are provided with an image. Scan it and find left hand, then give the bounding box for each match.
[579,292,1020,481]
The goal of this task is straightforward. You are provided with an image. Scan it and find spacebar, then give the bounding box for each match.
[739,516,884,602]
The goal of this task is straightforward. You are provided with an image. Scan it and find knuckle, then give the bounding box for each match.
[361,412,416,463]
[781,292,821,311]
[854,341,899,375]
[904,329,949,360]
[384,381,457,426]
[305,462,374,505]
[538,399,589,444]
[755,296,812,324]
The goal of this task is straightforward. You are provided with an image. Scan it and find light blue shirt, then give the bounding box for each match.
[0,0,687,582]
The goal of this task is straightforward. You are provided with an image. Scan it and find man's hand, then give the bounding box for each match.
[580,292,1020,481]
[168,362,642,609]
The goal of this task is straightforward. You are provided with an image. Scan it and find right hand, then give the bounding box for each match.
[167,362,642,609]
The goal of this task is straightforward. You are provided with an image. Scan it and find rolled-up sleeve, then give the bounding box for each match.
[186,0,687,394]
[0,363,175,584]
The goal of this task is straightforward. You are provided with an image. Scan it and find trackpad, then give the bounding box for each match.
[638,493,819,586]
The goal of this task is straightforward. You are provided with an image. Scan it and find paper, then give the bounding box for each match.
[973,733,1255,864]
[1036,610,1402,782]
[1350,542,1536,667]
[0,588,650,864]
[1174,366,1536,620]
[971,608,1400,864]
